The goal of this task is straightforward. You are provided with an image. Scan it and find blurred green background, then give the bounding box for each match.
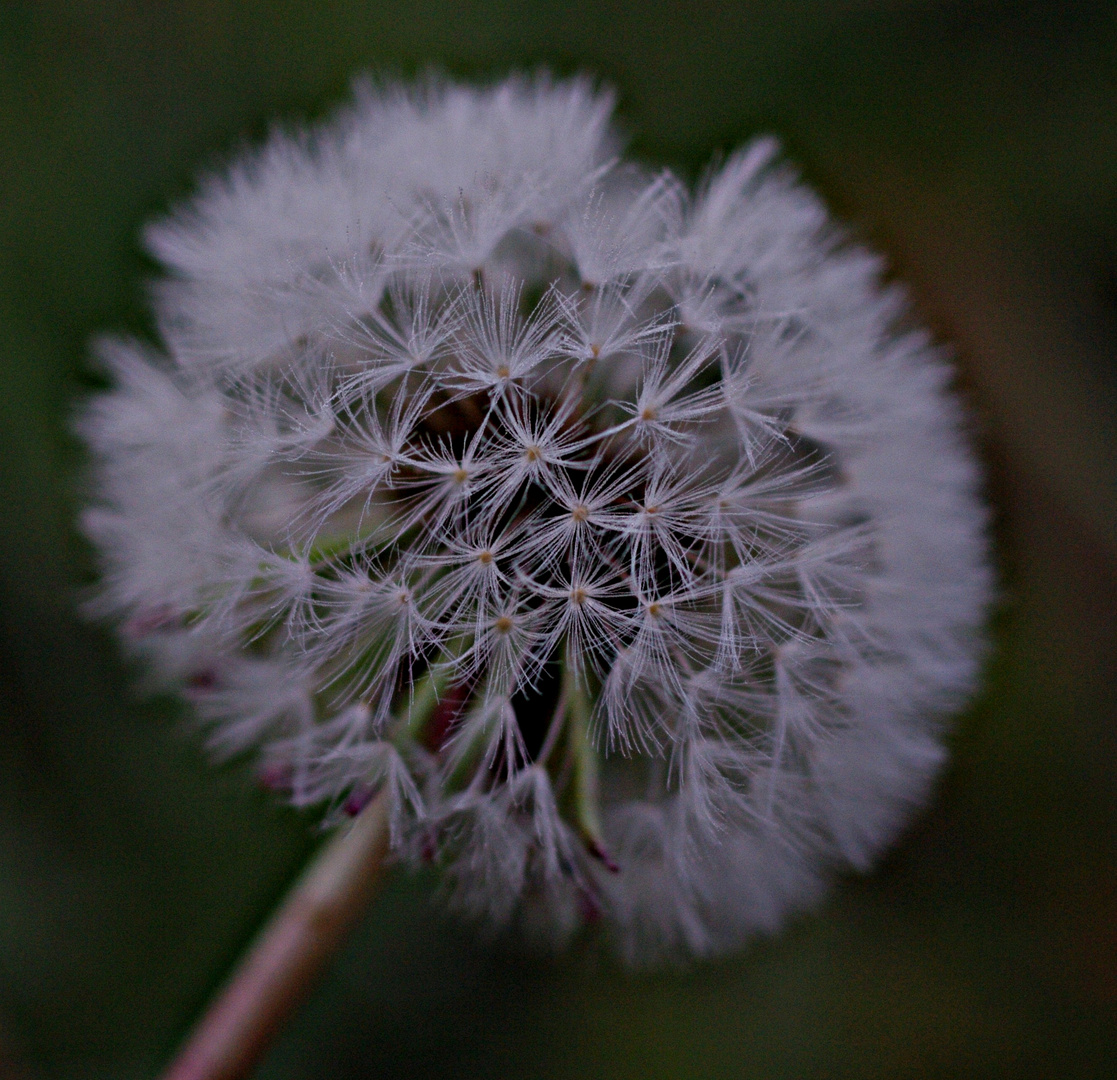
[1,1,1115,1077]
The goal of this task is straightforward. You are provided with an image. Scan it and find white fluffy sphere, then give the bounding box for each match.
[79,74,991,963]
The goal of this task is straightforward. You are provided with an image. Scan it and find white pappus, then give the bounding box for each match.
[78,73,992,964]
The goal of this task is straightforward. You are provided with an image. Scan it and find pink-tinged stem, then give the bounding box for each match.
[161,790,392,1080]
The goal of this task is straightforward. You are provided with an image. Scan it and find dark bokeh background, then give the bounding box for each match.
[2,2,1115,1077]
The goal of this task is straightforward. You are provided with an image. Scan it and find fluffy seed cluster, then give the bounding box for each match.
[79,75,991,963]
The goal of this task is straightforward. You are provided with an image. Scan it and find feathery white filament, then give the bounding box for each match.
[79,74,991,964]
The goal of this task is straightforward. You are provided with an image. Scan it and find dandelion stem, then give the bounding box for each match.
[160,789,392,1080]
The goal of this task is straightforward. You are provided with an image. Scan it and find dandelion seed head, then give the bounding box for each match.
[79,73,991,964]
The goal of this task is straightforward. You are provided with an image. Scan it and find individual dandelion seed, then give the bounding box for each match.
[79,71,992,997]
